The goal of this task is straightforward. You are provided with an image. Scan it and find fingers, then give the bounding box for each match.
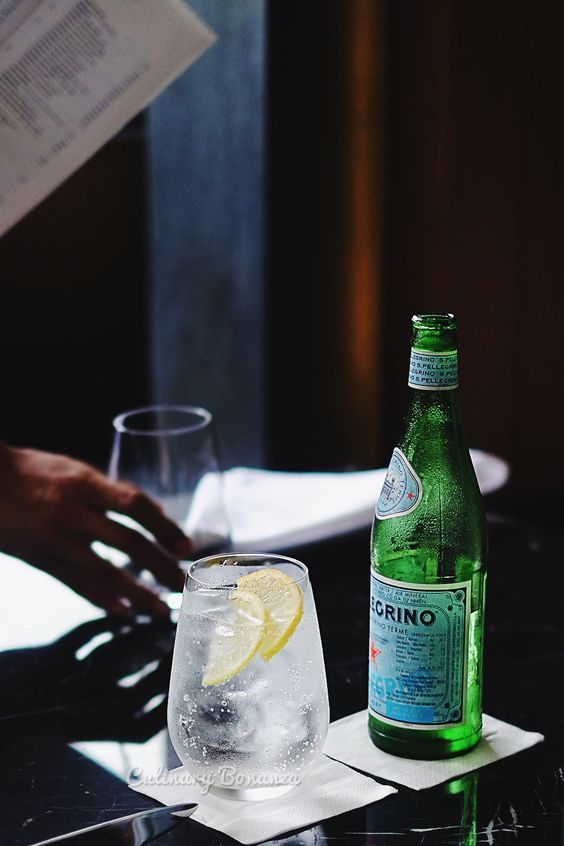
[77,509,185,591]
[43,547,171,619]
[77,470,192,559]
[114,488,193,558]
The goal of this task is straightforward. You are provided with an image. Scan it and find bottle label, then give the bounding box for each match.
[369,573,470,728]
[408,349,458,390]
[376,447,422,520]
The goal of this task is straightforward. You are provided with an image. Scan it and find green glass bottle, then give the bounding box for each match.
[368,313,487,758]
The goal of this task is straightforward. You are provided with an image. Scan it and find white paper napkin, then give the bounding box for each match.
[129,754,396,844]
[324,710,543,790]
[223,450,509,551]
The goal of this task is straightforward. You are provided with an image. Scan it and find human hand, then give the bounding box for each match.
[0,444,192,617]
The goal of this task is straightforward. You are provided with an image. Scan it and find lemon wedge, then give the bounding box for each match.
[201,589,266,687]
[237,568,303,661]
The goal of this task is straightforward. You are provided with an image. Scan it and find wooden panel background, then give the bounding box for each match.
[267,0,386,471]
[384,0,564,498]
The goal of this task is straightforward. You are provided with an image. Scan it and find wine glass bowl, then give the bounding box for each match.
[109,405,232,557]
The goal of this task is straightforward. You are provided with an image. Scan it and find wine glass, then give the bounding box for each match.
[168,553,330,800]
[107,405,232,592]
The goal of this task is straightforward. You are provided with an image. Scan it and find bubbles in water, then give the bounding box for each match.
[168,581,329,785]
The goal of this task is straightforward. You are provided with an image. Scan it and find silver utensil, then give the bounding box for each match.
[28,802,198,845]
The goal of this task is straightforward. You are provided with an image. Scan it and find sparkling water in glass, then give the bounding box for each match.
[167,553,329,800]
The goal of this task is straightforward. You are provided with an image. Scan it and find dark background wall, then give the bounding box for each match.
[0,118,149,470]
[0,0,562,500]
[267,0,564,500]
[267,0,385,472]
[382,0,564,499]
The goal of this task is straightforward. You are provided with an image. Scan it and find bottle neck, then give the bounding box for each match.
[404,315,465,447]
[408,346,459,392]
[404,379,466,450]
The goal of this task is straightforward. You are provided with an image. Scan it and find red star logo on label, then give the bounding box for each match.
[369,641,381,665]
[406,491,414,500]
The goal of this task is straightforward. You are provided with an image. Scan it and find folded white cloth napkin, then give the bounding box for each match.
[129,754,396,845]
[324,710,543,790]
[225,467,385,551]
[223,449,509,551]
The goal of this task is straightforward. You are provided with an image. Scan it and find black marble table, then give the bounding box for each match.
[0,508,562,845]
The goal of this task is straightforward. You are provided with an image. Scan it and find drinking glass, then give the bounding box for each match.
[167,553,329,800]
[109,405,232,558]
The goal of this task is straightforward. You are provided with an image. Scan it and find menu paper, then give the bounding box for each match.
[0,0,216,236]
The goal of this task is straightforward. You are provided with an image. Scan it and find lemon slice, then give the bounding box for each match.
[237,568,303,661]
[202,589,266,686]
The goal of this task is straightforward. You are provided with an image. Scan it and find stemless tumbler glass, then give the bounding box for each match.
[109,405,232,557]
[167,553,330,800]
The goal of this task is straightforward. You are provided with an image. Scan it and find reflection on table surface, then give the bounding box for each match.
[0,509,563,845]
